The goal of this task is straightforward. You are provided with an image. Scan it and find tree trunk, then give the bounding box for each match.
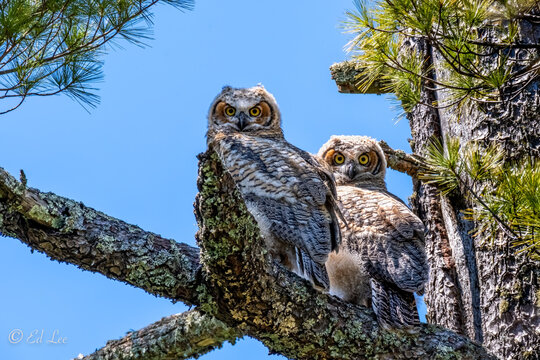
[406,16,540,360]
[331,12,540,360]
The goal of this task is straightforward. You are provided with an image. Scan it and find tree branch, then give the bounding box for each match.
[193,150,495,359]
[378,140,423,177]
[2,150,494,359]
[0,165,242,359]
[330,61,389,94]
[78,309,242,360]
[0,166,201,304]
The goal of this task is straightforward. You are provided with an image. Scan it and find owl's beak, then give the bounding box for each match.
[237,112,249,131]
[346,164,357,180]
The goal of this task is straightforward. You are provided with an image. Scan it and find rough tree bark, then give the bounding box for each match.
[81,310,241,360]
[332,12,540,360]
[0,149,494,359]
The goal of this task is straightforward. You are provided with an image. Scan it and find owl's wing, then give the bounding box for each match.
[293,147,343,252]
[296,247,330,290]
[340,187,427,330]
[370,278,420,330]
[342,188,428,294]
[243,191,335,263]
[218,136,342,289]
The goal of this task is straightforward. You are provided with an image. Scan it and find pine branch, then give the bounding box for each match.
[418,137,540,253]
[192,150,495,359]
[78,310,241,360]
[330,61,389,94]
[0,0,194,111]
[1,151,495,359]
[378,140,422,177]
[0,166,201,304]
[452,166,521,241]
[0,164,242,360]
[341,0,540,109]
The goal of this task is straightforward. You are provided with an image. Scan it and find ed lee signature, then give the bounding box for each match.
[8,329,67,345]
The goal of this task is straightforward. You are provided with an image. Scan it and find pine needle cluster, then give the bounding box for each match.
[344,0,540,113]
[420,137,540,260]
[0,0,193,114]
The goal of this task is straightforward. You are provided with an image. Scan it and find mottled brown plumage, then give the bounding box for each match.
[318,135,428,330]
[207,85,341,290]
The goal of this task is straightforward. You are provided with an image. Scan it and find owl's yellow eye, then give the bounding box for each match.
[249,107,261,117]
[358,154,369,165]
[224,106,236,116]
[333,152,345,165]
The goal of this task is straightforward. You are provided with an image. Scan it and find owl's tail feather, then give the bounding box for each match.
[296,248,330,291]
[370,278,420,332]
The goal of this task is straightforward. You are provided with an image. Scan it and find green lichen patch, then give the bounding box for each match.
[499,299,510,314]
[433,345,460,360]
[27,204,62,229]
[196,151,264,270]
[126,261,149,283]
[330,61,388,94]
[95,234,117,254]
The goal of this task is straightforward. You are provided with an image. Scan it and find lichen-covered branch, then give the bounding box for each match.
[378,140,422,177]
[193,150,495,360]
[3,150,495,359]
[330,61,389,94]
[1,165,243,360]
[78,309,241,360]
[0,166,200,304]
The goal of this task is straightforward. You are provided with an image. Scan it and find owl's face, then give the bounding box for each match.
[207,85,282,140]
[317,135,387,188]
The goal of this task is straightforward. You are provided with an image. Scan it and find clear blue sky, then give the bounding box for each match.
[0,1,425,359]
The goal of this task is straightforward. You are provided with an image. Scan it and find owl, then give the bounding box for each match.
[206,85,341,290]
[317,135,428,330]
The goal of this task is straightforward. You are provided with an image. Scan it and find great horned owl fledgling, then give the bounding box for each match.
[207,85,341,290]
[317,135,428,330]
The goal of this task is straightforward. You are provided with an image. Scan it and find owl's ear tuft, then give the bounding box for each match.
[329,136,342,147]
[256,83,265,89]
[221,85,232,92]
